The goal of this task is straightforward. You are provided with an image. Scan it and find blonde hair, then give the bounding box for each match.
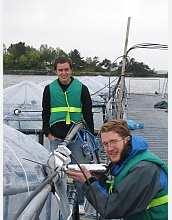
[99,119,131,138]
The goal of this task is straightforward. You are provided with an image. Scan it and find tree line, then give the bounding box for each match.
[3,42,163,77]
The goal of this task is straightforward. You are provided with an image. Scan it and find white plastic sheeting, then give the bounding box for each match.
[92,75,109,86]
[3,81,50,151]
[3,124,59,220]
[3,78,108,145]
[79,77,108,129]
[3,80,43,128]
[80,76,109,98]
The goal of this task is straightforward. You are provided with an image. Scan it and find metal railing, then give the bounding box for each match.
[128,78,160,94]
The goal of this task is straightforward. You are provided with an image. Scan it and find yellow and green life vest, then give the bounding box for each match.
[49,79,83,126]
[114,150,168,220]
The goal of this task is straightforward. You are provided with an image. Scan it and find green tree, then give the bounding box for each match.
[117,58,156,76]
[8,42,26,63]
[85,57,94,71]
[99,58,112,71]
[18,54,28,69]
[55,47,68,58]
[85,56,104,71]
[3,53,15,69]
[68,49,85,71]
[39,44,68,66]
[3,41,160,77]
[25,46,44,69]
[39,44,55,65]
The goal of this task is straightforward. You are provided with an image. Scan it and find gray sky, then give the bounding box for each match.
[3,0,168,70]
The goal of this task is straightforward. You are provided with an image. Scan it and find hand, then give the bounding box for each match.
[47,133,56,141]
[66,165,92,184]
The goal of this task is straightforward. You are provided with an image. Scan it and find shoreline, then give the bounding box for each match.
[3,70,122,77]
[3,70,167,78]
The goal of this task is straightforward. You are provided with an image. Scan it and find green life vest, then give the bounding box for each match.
[49,79,83,126]
[114,150,168,220]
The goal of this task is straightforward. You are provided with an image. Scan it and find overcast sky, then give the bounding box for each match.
[3,0,168,70]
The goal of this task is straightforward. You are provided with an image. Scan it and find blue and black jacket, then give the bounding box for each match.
[82,135,168,219]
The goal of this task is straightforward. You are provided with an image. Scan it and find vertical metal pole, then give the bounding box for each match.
[38,130,44,145]
[108,71,111,100]
[117,17,131,119]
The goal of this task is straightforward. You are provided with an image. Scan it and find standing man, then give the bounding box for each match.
[66,119,168,219]
[42,56,94,215]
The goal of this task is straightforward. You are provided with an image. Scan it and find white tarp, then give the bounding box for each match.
[3,79,107,146]
[3,81,50,151]
[80,76,109,98]
[3,124,59,220]
[92,75,109,86]
[3,80,43,126]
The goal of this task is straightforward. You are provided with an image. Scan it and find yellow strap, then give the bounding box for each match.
[50,92,82,124]
[50,107,82,113]
[64,92,70,124]
[146,195,168,210]
[106,180,113,194]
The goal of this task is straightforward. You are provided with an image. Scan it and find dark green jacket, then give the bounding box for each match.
[114,150,168,220]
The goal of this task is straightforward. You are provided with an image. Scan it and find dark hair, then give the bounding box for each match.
[54,56,73,71]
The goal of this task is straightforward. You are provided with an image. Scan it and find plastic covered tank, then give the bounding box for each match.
[3,124,60,220]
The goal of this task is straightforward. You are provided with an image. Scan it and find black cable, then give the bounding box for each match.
[70,153,100,220]
[64,119,101,218]
[65,119,84,137]
[81,119,91,132]
[13,119,102,220]
[13,171,60,220]
[127,43,168,55]
[88,56,123,98]
[108,43,168,100]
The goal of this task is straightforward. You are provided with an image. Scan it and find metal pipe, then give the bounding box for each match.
[61,122,84,146]
[17,129,44,145]
[17,184,51,220]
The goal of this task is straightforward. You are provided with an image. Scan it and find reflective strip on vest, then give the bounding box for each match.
[50,107,82,113]
[146,195,168,210]
[50,106,82,124]
[50,91,82,124]
[106,180,113,194]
